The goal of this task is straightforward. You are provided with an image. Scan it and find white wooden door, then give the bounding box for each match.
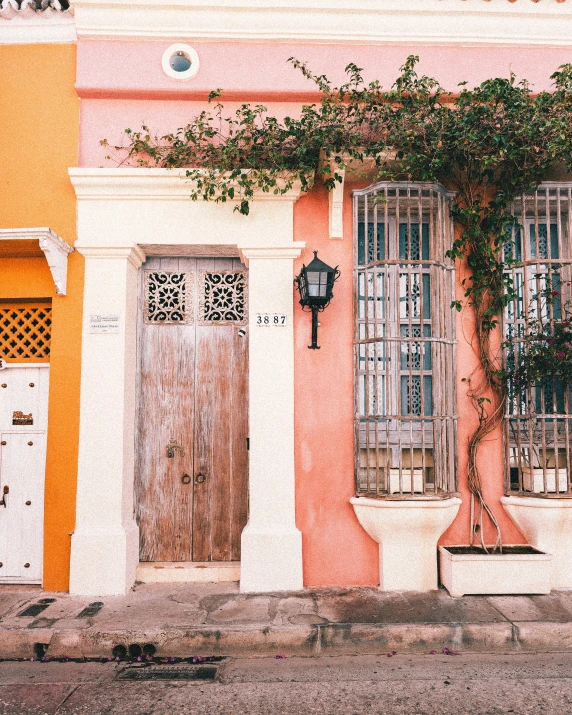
[0,365,49,583]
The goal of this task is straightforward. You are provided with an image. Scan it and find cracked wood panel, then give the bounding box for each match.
[137,257,195,562]
[137,256,248,563]
[193,257,249,562]
[229,323,249,560]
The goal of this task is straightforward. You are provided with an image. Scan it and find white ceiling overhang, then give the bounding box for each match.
[0,228,74,296]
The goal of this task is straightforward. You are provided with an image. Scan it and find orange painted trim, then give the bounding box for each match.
[76,86,325,103]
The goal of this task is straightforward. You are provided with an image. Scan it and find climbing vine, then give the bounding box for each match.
[105,57,572,549]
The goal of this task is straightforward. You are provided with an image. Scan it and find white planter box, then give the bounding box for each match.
[439,545,552,598]
[389,468,424,494]
[522,467,568,494]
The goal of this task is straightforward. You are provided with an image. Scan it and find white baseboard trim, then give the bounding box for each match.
[136,561,240,584]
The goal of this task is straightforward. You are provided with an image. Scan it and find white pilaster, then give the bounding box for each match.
[329,169,345,240]
[69,245,145,595]
[238,246,305,593]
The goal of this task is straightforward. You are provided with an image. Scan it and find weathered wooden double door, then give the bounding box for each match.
[136,257,248,563]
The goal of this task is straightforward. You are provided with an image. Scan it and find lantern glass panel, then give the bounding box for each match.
[307,271,328,297]
[298,272,309,302]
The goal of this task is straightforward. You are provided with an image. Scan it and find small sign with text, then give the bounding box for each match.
[89,313,121,334]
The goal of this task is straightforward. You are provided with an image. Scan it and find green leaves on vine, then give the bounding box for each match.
[107,55,572,346]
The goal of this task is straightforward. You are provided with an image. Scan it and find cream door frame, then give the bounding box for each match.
[69,168,304,595]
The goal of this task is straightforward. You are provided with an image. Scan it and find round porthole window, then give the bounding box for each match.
[162,44,200,80]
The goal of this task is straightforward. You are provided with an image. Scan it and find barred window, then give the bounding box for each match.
[504,184,572,495]
[354,183,457,498]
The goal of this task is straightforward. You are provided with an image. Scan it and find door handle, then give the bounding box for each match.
[0,486,8,508]
[195,473,206,484]
[166,440,184,459]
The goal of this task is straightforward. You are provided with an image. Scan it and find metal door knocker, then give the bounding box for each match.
[166,439,184,459]
[181,473,192,484]
[195,473,206,484]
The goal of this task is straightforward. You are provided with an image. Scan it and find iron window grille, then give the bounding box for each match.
[353,182,457,498]
[504,184,572,496]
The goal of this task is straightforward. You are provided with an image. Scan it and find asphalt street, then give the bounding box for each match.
[1,652,572,714]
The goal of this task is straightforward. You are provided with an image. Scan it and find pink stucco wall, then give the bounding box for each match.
[442,250,525,550]
[77,40,572,101]
[78,37,562,586]
[292,186,524,588]
[294,185,379,587]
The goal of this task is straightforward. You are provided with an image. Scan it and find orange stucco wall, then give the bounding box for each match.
[0,43,81,591]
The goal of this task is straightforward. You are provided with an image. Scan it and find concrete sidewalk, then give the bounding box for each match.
[2,582,572,660]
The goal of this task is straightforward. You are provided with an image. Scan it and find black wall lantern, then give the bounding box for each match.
[294,251,340,349]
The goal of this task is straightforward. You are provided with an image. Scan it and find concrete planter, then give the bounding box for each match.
[439,545,552,598]
[502,495,572,588]
[350,496,461,591]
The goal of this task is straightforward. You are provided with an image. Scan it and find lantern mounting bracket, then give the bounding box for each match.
[294,250,340,350]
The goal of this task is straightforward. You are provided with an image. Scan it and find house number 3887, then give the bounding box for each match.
[256,313,287,327]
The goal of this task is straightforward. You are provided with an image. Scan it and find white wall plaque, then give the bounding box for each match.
[255,313,287,327]
[89,314,121,334]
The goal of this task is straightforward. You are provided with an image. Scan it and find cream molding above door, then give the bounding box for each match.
[69,168,303,256]
[69,168,302,202]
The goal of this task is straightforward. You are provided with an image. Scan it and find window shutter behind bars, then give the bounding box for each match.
[353,183,457,498]
[504,184,572,496]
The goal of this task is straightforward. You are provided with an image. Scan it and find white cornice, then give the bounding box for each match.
[0,227,74,295]
[75,245,147,268]
[69,168,303,202]
[0,12,76,45]
[239,245,305,261]
[72,0,572,46]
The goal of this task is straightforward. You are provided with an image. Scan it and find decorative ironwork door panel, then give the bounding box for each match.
[0,364,49,583]
[137,257,248,562]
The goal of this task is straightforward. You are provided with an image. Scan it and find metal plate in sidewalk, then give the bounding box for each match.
[76,601,104,618]
[18,598,55,617]
[117,665,219,681]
